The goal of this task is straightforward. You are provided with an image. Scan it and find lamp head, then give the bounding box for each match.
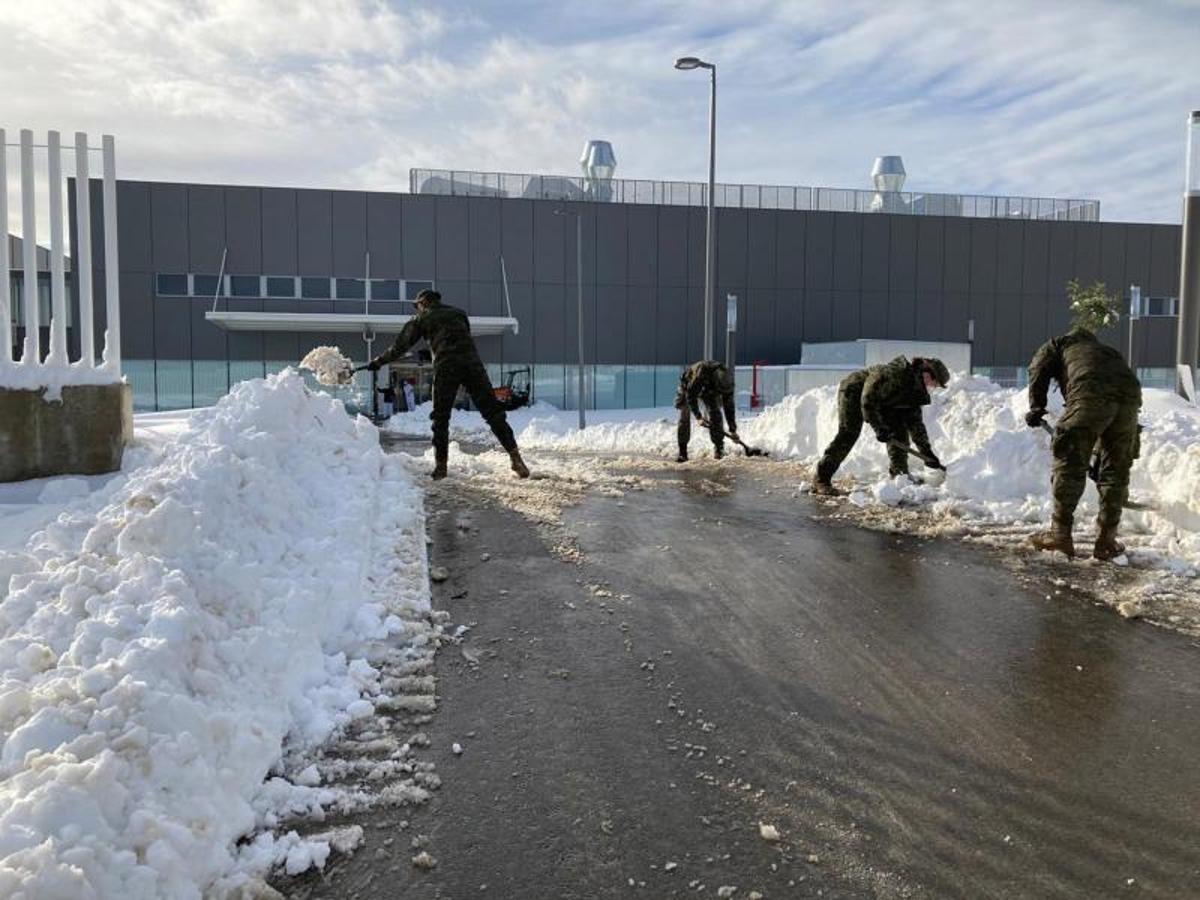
[675,56,711,70]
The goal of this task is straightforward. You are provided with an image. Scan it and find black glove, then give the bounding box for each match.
[873,426,892,444]
[353,364,370,373]
[365,359,381,372]
[922,451,944,470]
[1025,408,1046,428]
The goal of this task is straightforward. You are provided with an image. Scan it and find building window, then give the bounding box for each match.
[336,277,366,300]
[156,273,188,296]
[1143,296,1178,317]
[404,280,434,301]
[193,274,221,297]
[230,275,262,297]
[370,279,401,301]
[301,277,330,299]
[266,276,297,298]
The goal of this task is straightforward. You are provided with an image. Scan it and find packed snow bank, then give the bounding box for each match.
[0,370,429,898]
[387,402,681,455]
[387,379,1200,571]
[734,378,1200,569]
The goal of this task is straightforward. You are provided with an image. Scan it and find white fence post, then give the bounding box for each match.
[74,131,95,369]
[19,129,38,365]
[101,134,121,375]
[0,129,9,367]
[47,130,68,366]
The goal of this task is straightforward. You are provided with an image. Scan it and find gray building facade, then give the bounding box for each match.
[70,179,1183,411]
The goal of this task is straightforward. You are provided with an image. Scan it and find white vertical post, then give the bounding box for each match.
[74,131,95,368]
[101,134,120,374]
[19,129,39,365]
[46,130,68,366]
[0,128,10,367]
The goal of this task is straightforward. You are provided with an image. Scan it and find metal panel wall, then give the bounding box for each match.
[187,185,224,274]
[150,184,188,272]
[102,180,1188,407]
[225,187,262,274]
[262,188,298,274]
[331,191,367,277]
[296,190,332,276]
[627,206,657,287]
[367,192,404,277]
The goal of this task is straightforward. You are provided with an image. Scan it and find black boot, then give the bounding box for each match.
[508,447,530,479]
[431,445,448,480]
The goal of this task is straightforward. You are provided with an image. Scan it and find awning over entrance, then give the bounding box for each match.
[204,311,518,336]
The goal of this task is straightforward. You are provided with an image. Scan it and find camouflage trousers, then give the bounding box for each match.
[1050,399,1140,529]
[431,355,517,455]
[815,379,913,482]
[676,393,725,454]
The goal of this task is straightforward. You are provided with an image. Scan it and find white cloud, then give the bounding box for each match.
[2,0,1198,245]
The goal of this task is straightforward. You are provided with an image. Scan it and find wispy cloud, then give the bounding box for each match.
[2,0,1198,242]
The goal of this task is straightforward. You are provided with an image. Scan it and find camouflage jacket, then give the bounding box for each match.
[859,356,934,453]
[1028,329,1141,409]
[373,302,479,368]
[677,361,737,429]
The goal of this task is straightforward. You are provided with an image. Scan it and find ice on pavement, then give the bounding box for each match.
[387,378,1200,573]
[0,370,431,897]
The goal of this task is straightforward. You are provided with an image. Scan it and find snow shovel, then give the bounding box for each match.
[1037,420,1156,512]
[888,441,947,485]
[698,418,769,457]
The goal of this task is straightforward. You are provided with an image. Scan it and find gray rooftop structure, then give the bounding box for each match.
[410,169,1100,222]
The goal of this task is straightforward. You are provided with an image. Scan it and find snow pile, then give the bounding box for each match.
[0,359,122,401]
[387,402,683,455]
[299,345,354,386]
[746,378,1200,570]
[0,370,430,897]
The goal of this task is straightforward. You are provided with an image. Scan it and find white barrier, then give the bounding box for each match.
[1,128,121,390]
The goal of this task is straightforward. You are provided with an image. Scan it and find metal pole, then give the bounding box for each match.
[0,129,10,366]
[19,129,38,365]
[101,134,121,375]
[47,131,68,366]
[1177,111,1200,399]
[577,212,585,430]
[725,293,737,371]
[73,132,95,368]
[1128,284,1140,373]
[704,65,716,360]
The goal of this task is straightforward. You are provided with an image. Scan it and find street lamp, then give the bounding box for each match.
[554,206,586,429]
[675,55,716,361]
[1177,110,1200,400]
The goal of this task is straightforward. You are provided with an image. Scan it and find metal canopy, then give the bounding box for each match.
[204,311,518,335]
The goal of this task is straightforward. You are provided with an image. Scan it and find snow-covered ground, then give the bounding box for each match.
[0,371,432,898]
[387,380,1200,573]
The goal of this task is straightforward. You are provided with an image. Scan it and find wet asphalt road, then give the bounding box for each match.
[294,453,1200,899]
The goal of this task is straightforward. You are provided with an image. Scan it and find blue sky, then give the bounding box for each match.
[4,0,1200,231]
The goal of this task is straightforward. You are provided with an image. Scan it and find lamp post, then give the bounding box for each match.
[1177,110,1200,400]
[675,55,716,361]
[554,206,586,429]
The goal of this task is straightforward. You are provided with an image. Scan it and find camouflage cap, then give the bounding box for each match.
[414,289,442,307]
[923,357,950,387]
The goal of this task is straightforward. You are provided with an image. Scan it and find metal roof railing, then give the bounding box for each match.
[409,168,1100,221]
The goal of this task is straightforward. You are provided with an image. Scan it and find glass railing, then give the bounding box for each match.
[410,169,1100,221]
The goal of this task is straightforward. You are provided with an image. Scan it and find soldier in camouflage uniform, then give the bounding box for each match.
[368,290,530,480]
[811,356,950,495]
[675,360,737,462]
[1025,327,1141,560]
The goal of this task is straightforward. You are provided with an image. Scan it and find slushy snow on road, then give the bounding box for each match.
[0,371,430,898]
[387,377,1200,572]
